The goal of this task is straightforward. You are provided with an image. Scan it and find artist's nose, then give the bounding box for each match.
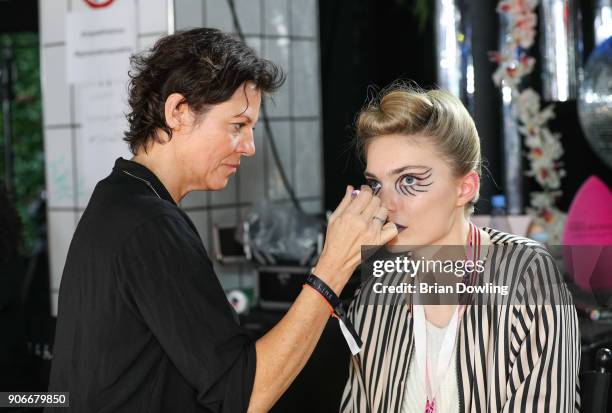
[237,128,255,157]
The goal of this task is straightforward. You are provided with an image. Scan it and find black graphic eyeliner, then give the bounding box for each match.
[365,167,433,196]
[394,168,434,197]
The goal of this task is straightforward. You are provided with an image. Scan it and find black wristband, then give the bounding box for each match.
[304,273,342,310]
[304,272,362,355]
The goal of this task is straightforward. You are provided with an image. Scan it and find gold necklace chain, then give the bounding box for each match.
[122,170,162,200]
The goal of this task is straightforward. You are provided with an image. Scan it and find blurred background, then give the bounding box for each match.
[0,0,610,411]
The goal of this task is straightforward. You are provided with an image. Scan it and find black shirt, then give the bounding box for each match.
[46,158,256,413]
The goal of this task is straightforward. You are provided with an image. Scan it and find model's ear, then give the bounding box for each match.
[164,93,190,132]
[456,171,480,208]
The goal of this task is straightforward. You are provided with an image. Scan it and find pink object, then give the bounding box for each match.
[562,176,612,290]
[425,398,436,413]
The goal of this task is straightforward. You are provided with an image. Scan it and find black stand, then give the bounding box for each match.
[581,348,612,413]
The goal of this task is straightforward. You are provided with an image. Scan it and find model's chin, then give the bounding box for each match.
[386,233,402,246]
[387,229,412,246]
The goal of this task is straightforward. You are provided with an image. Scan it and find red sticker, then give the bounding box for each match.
[83,0,115,8]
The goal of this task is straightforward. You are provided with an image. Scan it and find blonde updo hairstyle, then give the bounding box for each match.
[355,84,482,215]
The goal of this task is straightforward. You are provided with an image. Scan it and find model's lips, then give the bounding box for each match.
[394,223,407,233]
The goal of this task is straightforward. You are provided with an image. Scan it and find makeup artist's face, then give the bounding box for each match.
[364,135,461,246]
[177,82,260,192]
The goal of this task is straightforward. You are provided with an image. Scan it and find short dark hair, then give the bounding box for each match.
[124,28,285,154]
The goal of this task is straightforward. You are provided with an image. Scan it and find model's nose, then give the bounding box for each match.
[379,188,397,213]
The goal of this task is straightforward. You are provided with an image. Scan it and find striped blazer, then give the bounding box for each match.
[340,227,581,412]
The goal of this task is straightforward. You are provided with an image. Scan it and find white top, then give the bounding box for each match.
[401,319,459,413]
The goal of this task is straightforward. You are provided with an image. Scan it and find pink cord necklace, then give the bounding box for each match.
[413,222,481,413]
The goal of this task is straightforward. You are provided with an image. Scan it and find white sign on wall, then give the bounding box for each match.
[74,81,132,207]
[66,0,136,84]
[64,0,137,205]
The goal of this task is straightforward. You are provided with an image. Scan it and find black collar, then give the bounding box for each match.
[113,157,176,205]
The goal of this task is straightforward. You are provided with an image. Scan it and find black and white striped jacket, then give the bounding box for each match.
[340,227,581,412]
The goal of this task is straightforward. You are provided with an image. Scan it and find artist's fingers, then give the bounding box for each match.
[361,194,382,220]
[346,185,373,214]
[380,222,399,244]
[329,185,354,221]
[370,205,388,227]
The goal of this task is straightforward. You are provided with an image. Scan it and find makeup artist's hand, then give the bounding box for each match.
[313,185,398,295]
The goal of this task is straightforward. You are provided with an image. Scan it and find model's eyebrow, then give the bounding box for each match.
[364,165,431,179]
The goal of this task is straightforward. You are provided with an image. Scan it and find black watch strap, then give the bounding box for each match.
[304,273,362,355]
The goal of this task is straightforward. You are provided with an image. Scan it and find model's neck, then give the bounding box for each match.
[131,147,184,204]
[434,213,472,246]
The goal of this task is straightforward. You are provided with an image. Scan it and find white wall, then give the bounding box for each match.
[40,0,171,316]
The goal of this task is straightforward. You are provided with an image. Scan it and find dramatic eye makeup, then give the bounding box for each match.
[364,166,433,196]
[394,168,433,196]
[366,179,382,195]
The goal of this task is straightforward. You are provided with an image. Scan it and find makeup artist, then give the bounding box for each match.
[46,28,398,413]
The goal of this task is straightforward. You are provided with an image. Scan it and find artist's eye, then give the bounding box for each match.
[366,179,382,195]
[231,123,244,134]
